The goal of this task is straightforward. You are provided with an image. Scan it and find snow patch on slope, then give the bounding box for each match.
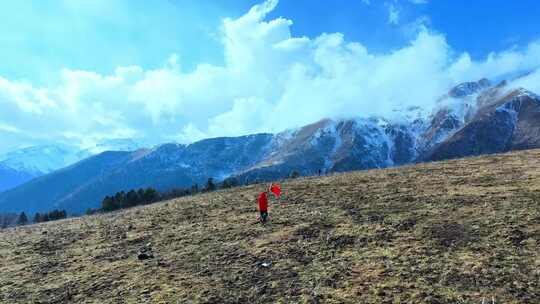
[86,138,152,154]
[514,88,540,100]
[324,122,343,170]
[496,95,523,126]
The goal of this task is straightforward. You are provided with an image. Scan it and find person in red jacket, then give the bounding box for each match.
[257,190,269,223]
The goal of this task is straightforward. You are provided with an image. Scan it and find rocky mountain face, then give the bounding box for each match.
[447,78,491,98]
[423,88,540,161]
[235,117,421,183]
[237,79,540,182]
[1,79,539,214]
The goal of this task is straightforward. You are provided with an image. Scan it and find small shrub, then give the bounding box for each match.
[421,221,468,248]
[290,171,301,179]
[221,177,239,189]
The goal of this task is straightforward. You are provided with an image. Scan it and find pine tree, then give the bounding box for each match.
[143,188,159,204]
[221,177,239,189]
[204,178,216,192]
[102,196,116,212]
[290,170,301,179]
[33,213,42,223]
[17,212,28,226]
[115,191,127,209]
[0,214,7,229]
[49,210,58,220]
[126,190,140,207]
[49,209,66,221]
[137,188,145,200]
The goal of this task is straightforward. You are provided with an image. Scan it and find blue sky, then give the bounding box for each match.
[273,0,540,57]
[0,0,540,153]
[2,0,539,84]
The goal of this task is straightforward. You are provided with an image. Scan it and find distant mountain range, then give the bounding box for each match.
[0,163,35,193]
[0,139,150,192]
[1,78,539,214]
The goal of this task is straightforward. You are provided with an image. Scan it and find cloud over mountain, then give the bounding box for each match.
[0,0,539,153]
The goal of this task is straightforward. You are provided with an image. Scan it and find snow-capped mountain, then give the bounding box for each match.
[423,86,540,161]
[238,78,540,181]
[0,139,150,192]
[0,145,90,176]
[235,116,420,182]
[447,78,491,98]
[0,145,89,191]
[2,78,540,214]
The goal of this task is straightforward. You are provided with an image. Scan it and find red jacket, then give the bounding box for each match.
[258,192,268,211]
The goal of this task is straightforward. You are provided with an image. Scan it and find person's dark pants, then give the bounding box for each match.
[260,211,268,223]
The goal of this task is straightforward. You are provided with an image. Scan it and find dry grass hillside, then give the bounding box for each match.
[1,149,540,303]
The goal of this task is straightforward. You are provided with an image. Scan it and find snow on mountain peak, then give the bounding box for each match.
[86,138,152,154]
[513,88,540,100]
[0,144,87,175]
[448,78,491,98]
[0,139,151,176]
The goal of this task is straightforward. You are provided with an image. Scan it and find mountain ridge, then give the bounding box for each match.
[2,80,540,214]
[0,140,151,192]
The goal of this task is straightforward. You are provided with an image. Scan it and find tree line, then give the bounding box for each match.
[92,176,243,214]
[0,209,68,229]
[96,187,160,213]
[0,177,241,228]
[33,209,67,223]
[1,171,304,228]
[93,171,308,214]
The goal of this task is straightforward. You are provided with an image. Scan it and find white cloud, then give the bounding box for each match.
[510,69,540,94]
[0,123,20,134]
[0,0,539,153]
[388,3,400,25]
[409,0,428,4]
[447,42,540,81]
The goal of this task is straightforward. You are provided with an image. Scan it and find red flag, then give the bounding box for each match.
[270,183,281,198]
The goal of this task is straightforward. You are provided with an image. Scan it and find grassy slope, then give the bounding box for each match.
[1,149,539,304]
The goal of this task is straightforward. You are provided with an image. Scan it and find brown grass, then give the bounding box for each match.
[1,149,540,303]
